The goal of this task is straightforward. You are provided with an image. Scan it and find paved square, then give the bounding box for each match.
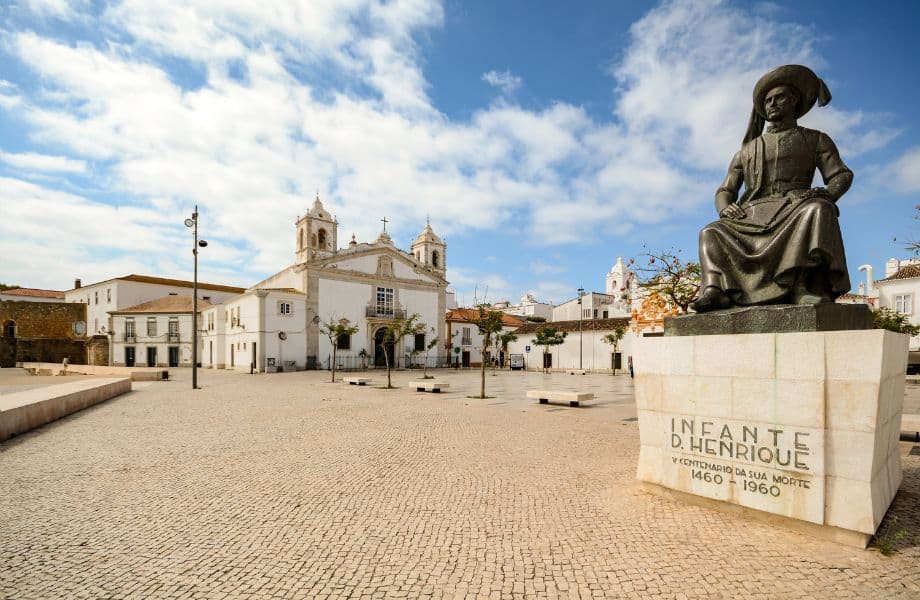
[2,368,918,598]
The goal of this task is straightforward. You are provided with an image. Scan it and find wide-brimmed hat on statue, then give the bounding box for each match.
[752,64,832,119]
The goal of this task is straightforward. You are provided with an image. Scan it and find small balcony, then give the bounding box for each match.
[168,333,180,343]
[461,337,472,346]
[124,333,136,343]
[365,305,406,319]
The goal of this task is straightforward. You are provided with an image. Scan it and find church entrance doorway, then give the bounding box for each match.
[374,328,394,367]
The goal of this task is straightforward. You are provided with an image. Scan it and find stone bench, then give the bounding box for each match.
[566,369,587,375]
[902,414,920,442]
[344,377,372,386]
[409,381,449,393]
[526,390,594,407]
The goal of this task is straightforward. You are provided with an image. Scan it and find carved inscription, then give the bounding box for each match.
[662,416,822,519]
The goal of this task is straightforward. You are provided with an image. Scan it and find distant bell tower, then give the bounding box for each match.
[606,256,629,295]
[296,192,338,263]
[411,219,447,277]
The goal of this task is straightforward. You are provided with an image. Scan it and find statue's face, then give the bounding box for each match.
[764,85,798,122]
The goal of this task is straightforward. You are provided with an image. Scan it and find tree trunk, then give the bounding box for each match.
[385,349,392,388]
[480,351,486,398]
[331,344,337,382]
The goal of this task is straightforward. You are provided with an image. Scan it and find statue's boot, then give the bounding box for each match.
[792,282,831,305]
[689,286,732,313]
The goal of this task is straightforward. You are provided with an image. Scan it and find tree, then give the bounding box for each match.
[525,315,546,323]
[534,326,567,373]
[0,283,20,291]
[601,326,626,375]
[320,318,360,383]
[422,327,439,379]
[630,248,700,314]
[873,307,920,336]
[495,330,518,369]
[381,313,421,389]
[905,204,920,255]
[470,306,505,398]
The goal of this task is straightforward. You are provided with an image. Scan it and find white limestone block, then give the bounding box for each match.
[695,333,774,379]
[663,335,695,376]
[825,380,880,432]
[634,373,662,411]
[825,476,875,533]
[637,410,663,448]
[825,330,884,382]
[662,375,694,414]
[690,376,733,419]
[775,332,825,381]
[825,429,877,481]
[634,338,664,375]
[636,445,663,484]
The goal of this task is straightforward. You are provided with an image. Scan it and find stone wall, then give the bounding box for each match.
[0,300,88,367]
[0,300,86,338]
[86,335,109,366]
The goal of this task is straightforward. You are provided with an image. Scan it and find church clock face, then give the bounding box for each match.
[74,321,86,335]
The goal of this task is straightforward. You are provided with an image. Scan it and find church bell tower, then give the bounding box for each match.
[411,219,447,277]
[296,192,338,263]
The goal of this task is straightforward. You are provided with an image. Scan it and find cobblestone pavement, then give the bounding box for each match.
[1,368,918,599]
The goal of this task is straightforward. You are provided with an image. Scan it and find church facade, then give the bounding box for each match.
[200,195,449,372]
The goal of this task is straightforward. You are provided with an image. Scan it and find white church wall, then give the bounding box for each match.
[316,278,373,364]
[393,259,424,280]
[399,288,440,332]
[508,327,638,373]
[262,292,307,372]
[254,267,299,291]
[333,254,379,275]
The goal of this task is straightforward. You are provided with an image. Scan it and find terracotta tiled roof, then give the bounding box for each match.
[514,317,630,335]
[1,287,65,299]
[71,274,245,293]
[883,264,920,281]
[259,288,305,294]
[445,308,526,327]
[110,295,214,314]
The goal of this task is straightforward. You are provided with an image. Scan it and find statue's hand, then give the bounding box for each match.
[806,187,831,199]
[719,204,745,220]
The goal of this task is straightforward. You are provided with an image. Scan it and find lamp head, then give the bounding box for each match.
[198,240,208,247]
[184,218,195,228]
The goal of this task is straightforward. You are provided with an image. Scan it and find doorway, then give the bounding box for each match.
[146,347,158,367]
[374,328,394,367]
[168,346,179,367]
[251,342,257,372]
[230,345,235,367]
[461,350,470,368]
[125,346,135,367]
[612,352,622,371]
[543,353,552,369]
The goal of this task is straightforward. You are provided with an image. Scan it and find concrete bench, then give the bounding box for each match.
[409,381,450,393]
[902,414,920,442]
[566,369,587,375]
[344,377,372,386]
[527,390,594,407]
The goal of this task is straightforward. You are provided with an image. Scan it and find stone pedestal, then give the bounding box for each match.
[635,329,907,546]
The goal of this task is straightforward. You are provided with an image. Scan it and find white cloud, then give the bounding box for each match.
[22,0,89,21]
[529,260,566,275]
[0,0,905,292]
[0,150,87,173]
[888,147,920,192]
[482,70,522,94]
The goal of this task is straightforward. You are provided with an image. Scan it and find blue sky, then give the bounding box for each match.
[1,0,918,306]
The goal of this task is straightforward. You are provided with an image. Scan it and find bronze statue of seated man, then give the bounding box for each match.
[690,65,854,313]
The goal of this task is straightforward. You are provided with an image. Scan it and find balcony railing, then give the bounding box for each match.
[124,333,136,342]
[168,333,180,343]
[365,305,406,319]
[461,337,472,346]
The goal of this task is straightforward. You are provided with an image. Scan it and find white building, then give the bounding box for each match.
[0,287,65,303]
[200,289,308,372]
[860,257,920,370]
[445,308,525,367]
[493,293,554,321]
[64,275,244,337]
[110,295,212,367]
[508,317,636,373]
[200,194,450,372]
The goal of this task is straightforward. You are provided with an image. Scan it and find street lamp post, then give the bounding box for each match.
[184,206,208,390]
[577,287,585,370]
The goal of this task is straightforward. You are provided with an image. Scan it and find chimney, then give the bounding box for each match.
[74,278,82,289]
[858,264,875,293]
[885,258,900,279]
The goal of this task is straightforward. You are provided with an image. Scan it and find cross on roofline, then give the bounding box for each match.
[381,216,388,232]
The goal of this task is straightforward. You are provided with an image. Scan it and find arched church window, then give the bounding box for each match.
[318,228,327,248]
[432,251,439,267]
